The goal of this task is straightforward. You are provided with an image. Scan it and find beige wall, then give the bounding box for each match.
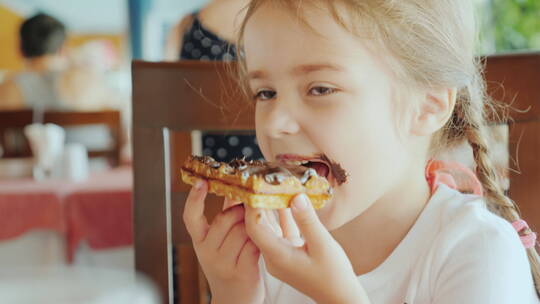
[0,5,24,71]
[0,4,125,73]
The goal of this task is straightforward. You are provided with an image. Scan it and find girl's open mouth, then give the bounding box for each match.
[303,161,330,178]
[275,153,347,185]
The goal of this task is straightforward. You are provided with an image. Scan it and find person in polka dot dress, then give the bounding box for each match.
[164,0,263,162]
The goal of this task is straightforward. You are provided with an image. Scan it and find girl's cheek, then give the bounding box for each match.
[255,116,272,159]
[306,103,355,133]
[254,131,270,159]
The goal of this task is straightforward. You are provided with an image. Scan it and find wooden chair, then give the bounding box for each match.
[132,53,540,304]
[132,60,254,304]
[0,110,123,166]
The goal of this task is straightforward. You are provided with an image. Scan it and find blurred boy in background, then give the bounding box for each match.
[0,13,123,112]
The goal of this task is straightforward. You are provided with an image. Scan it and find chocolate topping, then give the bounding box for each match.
[319,154,349,185]
[256,164,309,185]
[264,168,287,185]
[230,159,248,171]
[191,156,318,185]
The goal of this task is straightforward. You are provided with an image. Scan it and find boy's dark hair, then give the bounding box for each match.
[20,13,66,58]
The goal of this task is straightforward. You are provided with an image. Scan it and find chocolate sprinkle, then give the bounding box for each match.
[262,167,287,185]
[300,168,317,184]
[265,172,286,185]
[230,159,248,171]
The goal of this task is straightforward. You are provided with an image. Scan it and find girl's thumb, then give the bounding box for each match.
[291,194,329,248]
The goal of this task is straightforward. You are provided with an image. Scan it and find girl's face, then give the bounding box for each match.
[244,3,421,230]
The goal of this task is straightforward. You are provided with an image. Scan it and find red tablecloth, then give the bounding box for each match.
[0,178,68,240]
[0,192,64,240]
[64,168,133,262]
[0,167,133,262]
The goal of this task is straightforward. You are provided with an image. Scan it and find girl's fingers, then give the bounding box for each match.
[183,180,210,243]
[236,240,260,271]
[218,221,249,266]
[290,194,331,253]
[278,208,301,241]
[204,205,245,250]
[261,210,282,236]
[245,205,299,264]
[223,197,242,211]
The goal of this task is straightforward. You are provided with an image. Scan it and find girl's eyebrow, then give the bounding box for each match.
[291,63,344,76]
[248,63,344,81]
[248,70,268,81]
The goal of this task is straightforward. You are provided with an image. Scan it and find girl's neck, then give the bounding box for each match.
[331,165,431,276]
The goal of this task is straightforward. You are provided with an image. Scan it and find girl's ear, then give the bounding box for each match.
[410,87,457,136]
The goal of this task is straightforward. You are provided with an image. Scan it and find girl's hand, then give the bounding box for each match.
[183,180,264,304]
[245,194,371,304]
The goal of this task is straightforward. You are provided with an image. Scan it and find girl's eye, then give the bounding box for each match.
[309,86,337,96]
[253,89,276,101]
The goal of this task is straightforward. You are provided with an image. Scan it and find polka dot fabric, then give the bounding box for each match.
[180,13,236,61]
[202,133,263,162]
[179,12,263,161]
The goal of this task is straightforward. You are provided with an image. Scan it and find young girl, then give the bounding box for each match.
[183,0,540,303]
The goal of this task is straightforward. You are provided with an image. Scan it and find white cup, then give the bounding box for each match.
[24,123,65,181]
[56,143,89,181]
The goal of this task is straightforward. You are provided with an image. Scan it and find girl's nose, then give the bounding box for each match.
[263,100,300,139]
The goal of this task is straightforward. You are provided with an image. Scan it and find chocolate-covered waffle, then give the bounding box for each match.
[180,155,333,209]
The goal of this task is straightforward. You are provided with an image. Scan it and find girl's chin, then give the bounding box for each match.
[316,203,346,231]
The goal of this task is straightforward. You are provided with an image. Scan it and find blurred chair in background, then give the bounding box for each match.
[0,110,122,168]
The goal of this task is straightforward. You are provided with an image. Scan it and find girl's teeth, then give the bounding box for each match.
[286,160,305,166]
[277,156,313,166]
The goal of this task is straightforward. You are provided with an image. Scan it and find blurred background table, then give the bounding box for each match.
[0,167,133,270]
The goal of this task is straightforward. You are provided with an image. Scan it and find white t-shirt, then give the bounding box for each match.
[261,184,539,304]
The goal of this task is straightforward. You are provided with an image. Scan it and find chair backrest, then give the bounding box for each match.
[132,53,540,304]
[132,60,253,304]
[0,109,122,166]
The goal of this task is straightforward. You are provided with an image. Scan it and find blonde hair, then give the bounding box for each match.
[235,0,540,295]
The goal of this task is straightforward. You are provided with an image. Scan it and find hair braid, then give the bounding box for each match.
[458,74,540,296]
